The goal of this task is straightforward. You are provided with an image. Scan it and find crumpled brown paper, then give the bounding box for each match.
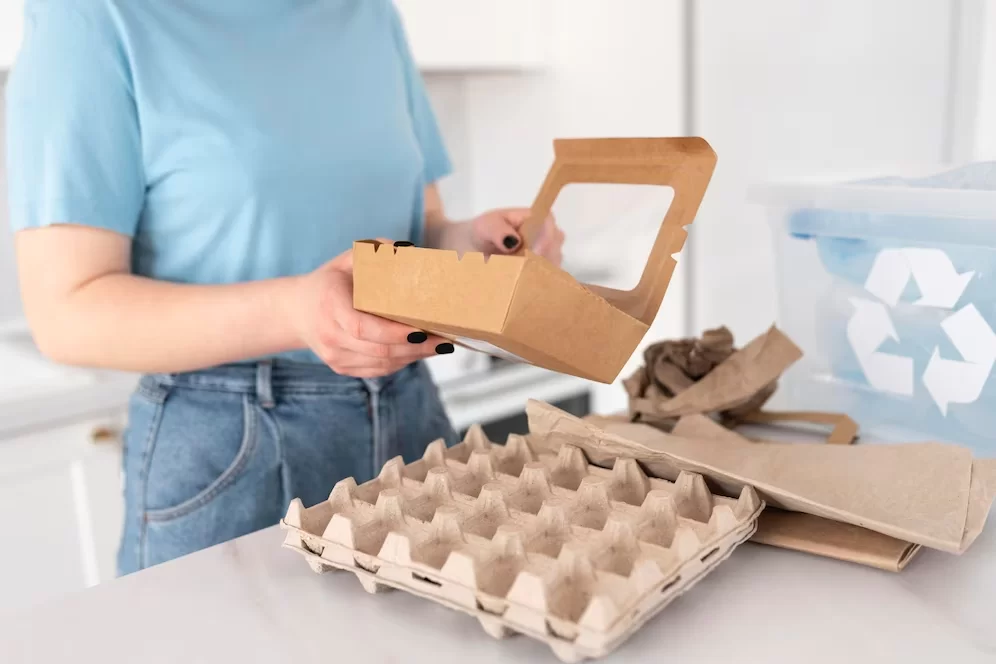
[626,326,802,428]
[625,325,859,444]
[528,400,996,555]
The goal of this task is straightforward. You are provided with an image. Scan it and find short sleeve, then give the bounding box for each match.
[5,3,145,237]
[387,4,453,184]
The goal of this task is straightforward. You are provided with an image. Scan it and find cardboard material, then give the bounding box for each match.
[736,410,859,445]
[624,325,857,448]
[281,426,762,662]
[527,400,996,555]
[352,137,717,384]
[753,510,921,572]
[677,414,916,569]
[627,325,803,424]
[589,411,908,569]
[623,326,736,416]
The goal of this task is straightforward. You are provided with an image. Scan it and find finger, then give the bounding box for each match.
[325,269,450,352]
[325,348,412,374]
[328,279,428,345]
[337,333,450,361]
[535,228,564,265]
[501,208,532,229]
[475,212,523,253]
[330,248,353,272]
[327,347,419,372]
[344,310,439,345]
[345,367,404,379]
[531,218,560,255]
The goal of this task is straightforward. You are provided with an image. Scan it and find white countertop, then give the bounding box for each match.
[2,518,993,663]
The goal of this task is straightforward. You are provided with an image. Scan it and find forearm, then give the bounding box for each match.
[423,208,474,252]
[28,273,305,373]
[422,183,475,252]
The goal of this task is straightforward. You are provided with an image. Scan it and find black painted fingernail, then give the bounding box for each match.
[407,331,428,344]
[393,241,414,247]
[503,235,519,250]
[435,343,455,355]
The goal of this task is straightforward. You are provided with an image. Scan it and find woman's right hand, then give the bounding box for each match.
[292,249,451,378]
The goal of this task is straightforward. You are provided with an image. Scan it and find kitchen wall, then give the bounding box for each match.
[977,4,996,160]
[689,0,975,341]
[423,0,688,413]
[2,1,992,410]
[0,72,21,323]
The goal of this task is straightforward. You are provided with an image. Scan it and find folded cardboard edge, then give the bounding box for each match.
[353,241,521,335]
[353,241,643,383]
[962,458,996,550]
[738,410,859,445]
[528,400,993,554]
[631,412,981,552]
[589,412,917,571]
[753,509,921,573]
[518,137,716,327]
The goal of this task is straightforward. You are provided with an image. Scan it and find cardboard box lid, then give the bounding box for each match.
[353,138,717,384]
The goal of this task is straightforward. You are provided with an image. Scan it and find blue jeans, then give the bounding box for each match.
[116,360,456,575]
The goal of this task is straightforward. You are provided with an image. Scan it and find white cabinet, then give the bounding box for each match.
[689,0,959,340]
[0,1,550,73]
[0,0,24,69]
[975,5,996,159]
[395,0,548,72]
[0,415,126,613]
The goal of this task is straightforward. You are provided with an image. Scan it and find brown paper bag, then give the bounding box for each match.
[589,410,912,570]
[754,510,921,572]
[352,138,717,384]
[629,325,802,420]
[674,414,918,570]
[528,400,996,554]
[736,410,859,445]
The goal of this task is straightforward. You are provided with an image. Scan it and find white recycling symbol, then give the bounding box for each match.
[847,247,996,415]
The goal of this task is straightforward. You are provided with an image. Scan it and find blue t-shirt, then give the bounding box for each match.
[5,0,451,287]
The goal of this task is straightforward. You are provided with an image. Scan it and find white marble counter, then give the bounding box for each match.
[2,518,993,664]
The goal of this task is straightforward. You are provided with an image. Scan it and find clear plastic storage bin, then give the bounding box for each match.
[752,165,996,456]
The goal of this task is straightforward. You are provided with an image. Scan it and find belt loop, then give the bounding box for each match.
[256,360,275,409]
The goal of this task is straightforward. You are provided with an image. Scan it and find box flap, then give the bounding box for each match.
[514,138,716,326]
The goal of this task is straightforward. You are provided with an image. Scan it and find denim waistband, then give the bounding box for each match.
[141,360,424,401]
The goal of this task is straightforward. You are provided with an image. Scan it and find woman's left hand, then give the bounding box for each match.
[468,208,565,265]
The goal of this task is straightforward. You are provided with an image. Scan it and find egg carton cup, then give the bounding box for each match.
[281,427,763,662]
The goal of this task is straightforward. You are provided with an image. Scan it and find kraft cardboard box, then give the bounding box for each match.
[352,137,717,383]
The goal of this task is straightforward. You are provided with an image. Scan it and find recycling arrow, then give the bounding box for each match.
[864,248,911,306]
[922,304,996,415]
[903,248,975,308]
[846,297,914,395]
[864,248,974,309]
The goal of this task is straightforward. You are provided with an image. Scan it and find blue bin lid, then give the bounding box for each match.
[750,163,996,246]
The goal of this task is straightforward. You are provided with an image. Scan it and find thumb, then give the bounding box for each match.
[330,248,354,272]
[477,212,525,253]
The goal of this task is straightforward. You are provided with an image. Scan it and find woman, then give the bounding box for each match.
[5,0,564,574]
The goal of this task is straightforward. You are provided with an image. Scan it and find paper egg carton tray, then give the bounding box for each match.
[281,427,763,662]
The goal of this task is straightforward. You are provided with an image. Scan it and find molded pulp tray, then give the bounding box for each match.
[280,427,763,662]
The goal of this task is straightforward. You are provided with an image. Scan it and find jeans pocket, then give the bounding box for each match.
[143,388,257,523]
